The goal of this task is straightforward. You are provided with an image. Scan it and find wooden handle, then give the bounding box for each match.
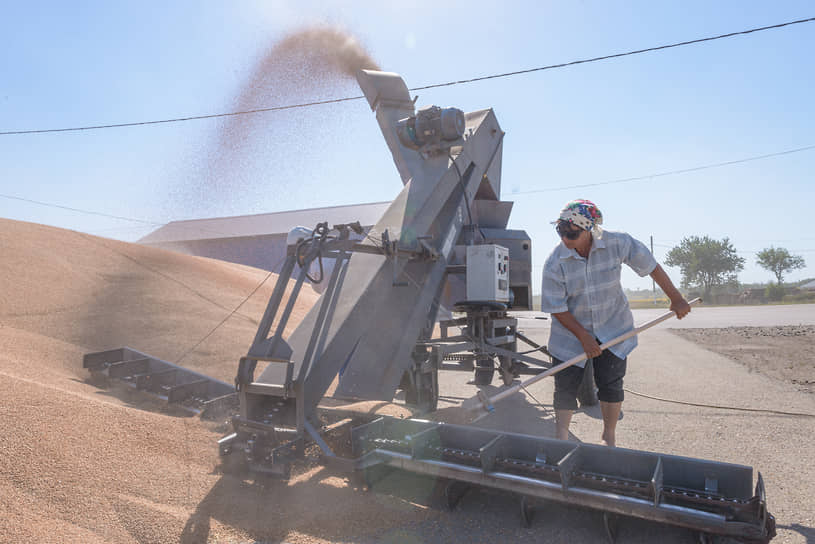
[474,297,701,414]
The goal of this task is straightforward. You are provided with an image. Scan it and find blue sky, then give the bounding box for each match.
[1,1,813,292]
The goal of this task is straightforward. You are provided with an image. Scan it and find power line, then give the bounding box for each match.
[2,16,813,136]
[411,16,815,91]
[4,142,812,239]
[0,192,264,239]
[0,95,365,136]
[512,144,815,195]
[0,192,162,225]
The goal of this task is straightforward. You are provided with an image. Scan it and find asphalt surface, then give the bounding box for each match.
[404,304,815,544]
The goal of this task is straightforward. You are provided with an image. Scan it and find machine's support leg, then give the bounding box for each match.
[603,511,619,544]
[473,355,495,386]
[355,464,393,491]
[520,495,534,528]
[498,339,518,386]
[402,347,440,412]
[444,480,469,511]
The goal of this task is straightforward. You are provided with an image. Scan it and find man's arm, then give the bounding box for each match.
[649,264,691,319]
[552,311,603,358]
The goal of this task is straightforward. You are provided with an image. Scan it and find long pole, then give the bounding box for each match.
[473,297,701,415]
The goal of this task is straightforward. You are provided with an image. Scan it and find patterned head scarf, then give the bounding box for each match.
[554,199,603,239]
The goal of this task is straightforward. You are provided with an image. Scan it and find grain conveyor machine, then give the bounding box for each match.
[89,69,775,542]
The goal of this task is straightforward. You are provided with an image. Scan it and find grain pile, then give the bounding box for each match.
[0,219,433,543]
[0,220,306,540]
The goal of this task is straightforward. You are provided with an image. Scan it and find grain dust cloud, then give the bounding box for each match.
[173,26,381,219]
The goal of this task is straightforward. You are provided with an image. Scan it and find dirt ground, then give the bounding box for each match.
[670,326,815,394]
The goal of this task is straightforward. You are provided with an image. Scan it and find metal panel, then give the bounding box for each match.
[473,200,513,229]
[139,201,390,244]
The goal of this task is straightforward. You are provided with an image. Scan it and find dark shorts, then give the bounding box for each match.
[552,348,627,410]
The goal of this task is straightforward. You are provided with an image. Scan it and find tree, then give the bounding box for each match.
[756,246,805,285]
[664,236,745,299]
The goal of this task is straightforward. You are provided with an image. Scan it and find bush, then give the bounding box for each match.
[784,291,815,304]
[765,284,785,301]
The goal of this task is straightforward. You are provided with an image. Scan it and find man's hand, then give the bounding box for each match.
[579,332,603,359]
[553,311,603,358]
[650,265,692,320]
[670,297,692,319]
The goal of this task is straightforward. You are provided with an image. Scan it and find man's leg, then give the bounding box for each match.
[593,351,627,447]
[553,361,584,441]
[599,401,622,447]
[555,409,573,440]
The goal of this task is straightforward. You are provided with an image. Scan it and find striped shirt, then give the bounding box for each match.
[540,230,657,365]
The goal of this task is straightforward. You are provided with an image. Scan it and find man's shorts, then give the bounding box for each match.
[552,348,627,410]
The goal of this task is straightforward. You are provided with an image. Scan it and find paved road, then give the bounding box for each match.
[511,303,815,333]
[418,303,815,544]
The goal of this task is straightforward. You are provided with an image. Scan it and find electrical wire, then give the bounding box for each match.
[174,268,277,365]
[520,383,549,414]
[0,95,365,136]
[448,150,473,226]
[411,16,815,92]
[512,381,815,418]
[3,17,813,136]
[0,191,297,240]
[0,192,162,225]
[623,387,815,418]
[513,144,815,194]
[77,232,261,325]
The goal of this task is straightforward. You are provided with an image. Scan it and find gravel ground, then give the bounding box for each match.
[669,326,815,394]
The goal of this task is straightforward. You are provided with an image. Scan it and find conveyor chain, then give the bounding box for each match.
[84,347,236,416]
[352,416,774,542]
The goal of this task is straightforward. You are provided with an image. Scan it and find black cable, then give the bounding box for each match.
[411,17,815,91]
[0,95,365,136]
[516,345,551,356]
[295,236,326,284]
[3,17,812,136]
[624,387,815,418]
[514,144,815,194]
[0,192,162,224]
[520,383,549,414]
[0,191,297,240]
[448,151,473,226]
[4,141,812,227]
[174,267,277,365]
[77,232,260,325]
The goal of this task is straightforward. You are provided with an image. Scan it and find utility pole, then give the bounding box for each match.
[651,235,657,305]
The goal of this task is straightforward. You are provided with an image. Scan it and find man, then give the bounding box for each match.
[540,199,690,447]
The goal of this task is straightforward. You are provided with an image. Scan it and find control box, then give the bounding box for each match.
[466,244,510,303]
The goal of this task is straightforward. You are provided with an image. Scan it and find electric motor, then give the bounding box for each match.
[397,106,465,151]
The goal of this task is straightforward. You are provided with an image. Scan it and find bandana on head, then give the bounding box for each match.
[555,199,603,238]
